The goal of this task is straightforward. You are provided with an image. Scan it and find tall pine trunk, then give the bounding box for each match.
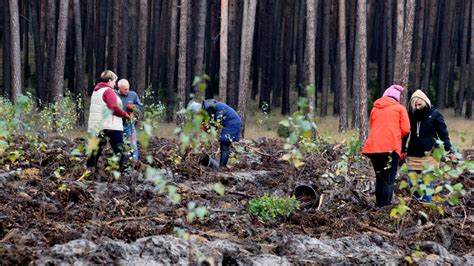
[136,0,148,96]
[52,0,69,99]
[455,0,470,116]
[166,0,178,121]
[466,0,474,119]
[31,0,45,103]
[421,0,437,93]
[73,0,85,126]
[338,0,348,132]
[412,0,425,93]
[193,0,207,100]
[320,0,330,117]
[436,0,455,108]
[305,0,316,114]
[356,0,368,144]
[9,0,22,103]
[399,0,415,105]
[219,0,229,103]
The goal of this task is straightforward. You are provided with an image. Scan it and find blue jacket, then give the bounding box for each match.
[203,99,241,142]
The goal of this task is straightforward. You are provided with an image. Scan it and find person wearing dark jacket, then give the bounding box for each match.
[190,99,241,168]
[118,79,143,161]
[87,70,130,168]
[402,89,453,202]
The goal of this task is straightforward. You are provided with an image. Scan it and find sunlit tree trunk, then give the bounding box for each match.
[219,0,229,103]
[166,0,178,121]
[52,0,69,99]
[193,0,207,100]
[9,0,22,103]
[356,0,368,144]
[305,0,316,114]
[237,0,258,137]
[338,0,348,132]
[398,0,415,105]
[177,0,189,121]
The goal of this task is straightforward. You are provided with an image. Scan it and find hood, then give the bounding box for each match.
[94,82,112,91]
[410,89,432,108]
[373,96,400,109]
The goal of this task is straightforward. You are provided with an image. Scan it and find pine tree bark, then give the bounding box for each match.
[107,0,120,72]
[338,0,348,132]
[45,0,57,102]
[177,0,189,122]
[305,0,316,114]
[356,0,368,144]
[393,0,405,84]
[22,0,30,87]
[86,0,95,94]
[73,0,85,126]
[136,0,148,97]
[219,0,229,103]
[52,0,69,99]
[295,0,306,98]
[466,0,474,119]
[118,0,129,78]
[31,0,46,102]
[150,0,162,94]
[320,0,331,117]
[237,0,258,137]
[95,0,107,77]
[9,0,22,103]
[280,0,293,116]
[456,0,470,116]
[166,0,178,121]
[399,0,415,105]
[3,2,12,99]
[412,0,425,94]
[193,0,207,100]
[385,0,394,88]
[377,1,387,95]
[436,0,456,109]
[421,0,437,93]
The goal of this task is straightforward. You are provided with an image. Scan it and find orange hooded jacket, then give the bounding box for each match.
[362,97,410,158]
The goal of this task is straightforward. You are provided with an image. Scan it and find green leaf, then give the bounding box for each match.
[452,183,463,191]
[432,147,444,162]
[213,182,225,196]
[399,180,409,189]
[448,196,459,206]
[187,201,196,210]
[447,169,461,178]
[279,120,290,127]
[195,207,208,218]
[445,184,454,193]
[418,211,429,221]
[434,185,443,193]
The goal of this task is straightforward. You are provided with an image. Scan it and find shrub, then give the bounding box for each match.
[248,193,299,221]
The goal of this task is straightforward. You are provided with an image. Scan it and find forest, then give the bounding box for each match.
[0,0,473,264]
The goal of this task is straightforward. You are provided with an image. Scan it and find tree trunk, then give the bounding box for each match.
[227,0,243,109]
[421,0,437,93]
[398,0,415,105]
[436,0,455,109]
[31,0,45,103]
[356,0,368,144]
[45,0,57,102]
[176,0,189,123]
[73,0,85,126]
[393,0,405,83]
[385,0,394,88]
[166,0,178,121]
[338,0,348,132]
[150,0,162,95]
[86,0,95,94]
[219,0,229,103]
[295,0,305,98]
[52,0,69,99]
[412,0,425,94]
[95,0,107,78]
[466,0,474,119]
[3,2,12,99]
[107,0,120,72]
[193,0,207,100]
[320,0,331,117]
[9,0,22,102]
[305,0,316,114]
[23,0,30,88]
[237,0,258,137]
[456,0,470,116]
[127,0,138,89]
[281,0,293,116]
[136,0,148,97]
[118,0,128,78]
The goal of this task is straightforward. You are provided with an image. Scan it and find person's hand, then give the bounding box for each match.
[123,112,131,119]
[447,153,457,161]
[127,103,135,111]
[399,152,407,166]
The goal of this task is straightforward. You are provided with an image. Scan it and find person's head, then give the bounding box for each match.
[99,70,118,87]
[410,89,431,113]
[117,79,130,95]
[382,85,404,102]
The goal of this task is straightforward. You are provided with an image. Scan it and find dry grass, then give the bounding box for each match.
[153,107,473,150]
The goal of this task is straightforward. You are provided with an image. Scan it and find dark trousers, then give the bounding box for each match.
[219,141,231,167]
[367,152,399,207]
[86,130,125,168]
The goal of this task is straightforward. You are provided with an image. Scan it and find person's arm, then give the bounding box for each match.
[434,111,452,151]
[103,89,129,118]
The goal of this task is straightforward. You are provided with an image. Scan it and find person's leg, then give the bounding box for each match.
[86,132,107,167]
[131,124,138,160]
[219,141,231,167]
[123,125,133,159]
[369,152,398,207]
[106,130,126,168]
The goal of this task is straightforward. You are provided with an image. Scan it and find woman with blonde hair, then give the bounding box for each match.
[402,89,452,202]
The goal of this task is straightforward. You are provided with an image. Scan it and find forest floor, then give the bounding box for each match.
[0,136,473,264]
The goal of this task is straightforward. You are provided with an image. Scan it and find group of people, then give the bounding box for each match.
[362,85,452,207]
[86,70,241,170]
[86,70,452,208]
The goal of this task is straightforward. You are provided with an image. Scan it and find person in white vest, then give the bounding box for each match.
[86,70,130,168]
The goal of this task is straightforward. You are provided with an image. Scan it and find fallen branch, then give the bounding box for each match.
[358,222,396,238]
[210,208,242,213]
[105,215,168,226]
[461,204,467,230]
[316,194,324,211]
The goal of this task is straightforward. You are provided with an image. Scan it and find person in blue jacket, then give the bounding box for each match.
[117,79,144,161]
[190,99,242,167]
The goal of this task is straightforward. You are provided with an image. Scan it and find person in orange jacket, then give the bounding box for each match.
[362,85,410,207]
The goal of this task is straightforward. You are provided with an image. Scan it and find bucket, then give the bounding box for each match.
[292,184,319,210]
[200,154,220,169]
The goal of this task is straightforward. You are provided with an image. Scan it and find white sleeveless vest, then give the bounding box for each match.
[87,87,123,133]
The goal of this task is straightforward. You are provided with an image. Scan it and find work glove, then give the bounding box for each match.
[127,103,135,111]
